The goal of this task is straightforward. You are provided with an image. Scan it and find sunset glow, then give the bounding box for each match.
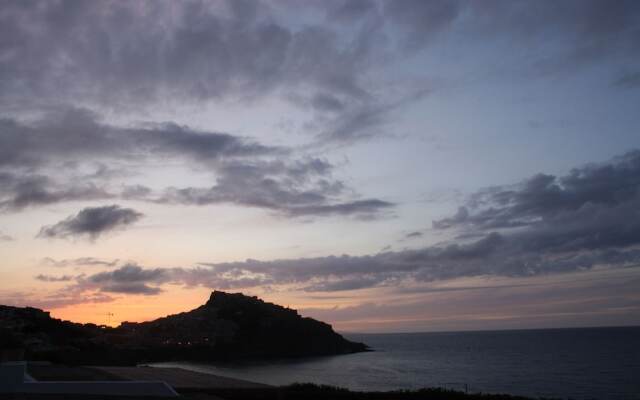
[1,0,640,333]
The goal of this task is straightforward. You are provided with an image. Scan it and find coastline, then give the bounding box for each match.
[12,363,546,400]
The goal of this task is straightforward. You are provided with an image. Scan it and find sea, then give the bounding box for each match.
[149,326,640,400]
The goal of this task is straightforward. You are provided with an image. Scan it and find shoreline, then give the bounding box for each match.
[14,363,548,400]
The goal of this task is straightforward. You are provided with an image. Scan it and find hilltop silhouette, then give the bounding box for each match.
[0,291,368,365]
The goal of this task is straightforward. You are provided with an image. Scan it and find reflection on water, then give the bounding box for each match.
[149,327,640,400]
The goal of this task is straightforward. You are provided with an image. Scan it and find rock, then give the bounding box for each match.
[0,292,368,364]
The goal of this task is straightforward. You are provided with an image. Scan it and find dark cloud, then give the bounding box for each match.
[89,264,168,284]
[404,231,423,239]
[45,242,640,296]
[83,264,173,295]
[98,283,162,295]
[37,205,143,240]
[434,150,640,232]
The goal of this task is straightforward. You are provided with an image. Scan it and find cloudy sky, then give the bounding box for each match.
[1,0,640,332]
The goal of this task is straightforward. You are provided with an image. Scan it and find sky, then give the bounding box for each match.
[1,0,640,333]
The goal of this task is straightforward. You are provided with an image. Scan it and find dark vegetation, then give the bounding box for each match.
[181,384,548,400]
[0,291,367,365]
[1,384,553,400]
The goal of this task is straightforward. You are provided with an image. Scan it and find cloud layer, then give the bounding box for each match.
[0,108,392,218]
[2,0,637,146]
[36,150,640,296]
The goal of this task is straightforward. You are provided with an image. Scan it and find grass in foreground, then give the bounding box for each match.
[181,383,556,400]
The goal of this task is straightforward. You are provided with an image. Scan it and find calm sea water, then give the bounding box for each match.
[150,327,640,400]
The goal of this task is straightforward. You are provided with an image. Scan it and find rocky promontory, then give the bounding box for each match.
[0,291,368,364]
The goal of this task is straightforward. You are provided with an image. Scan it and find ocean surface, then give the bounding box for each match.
[150,326,640,400]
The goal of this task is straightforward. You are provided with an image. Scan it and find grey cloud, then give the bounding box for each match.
[88,264,169,284]
[0,290,116,311]
[322,0,640,68]
[42,257,120,268]
[98,283,162,295]
[185,234,529,290]
[386,0,640,68]
[0,230,13,241]
[35,274,74,282]
[303,276,389,292]
[0,171,113,211]
[317,88,431,144]
[321,102,389,144]
[287,199,394,218]
[121,185,153,201]
[159,159,393,218]
[34,150,640,294]
[382,0,460,50]
[0,1,636,156]
[83,264,173,295]
[6,0,633,151]
[38,246,640,297]
[0,1,373,109]
[434,150,640,232]
[325,0,378,22]
[133,121,280,163]
[310,93,346,113]
[0,108,278,171]
[2,0,631,160]
[404,231,423,239]
[176,151,640,291]
[37,205,143,240]
[6,0,635,112]
[0,109,391,218]
[432,206,469,229]
[300,272,640,331]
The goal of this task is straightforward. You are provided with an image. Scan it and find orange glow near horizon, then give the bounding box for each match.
[45,287,314,327]
[49,287,216,327]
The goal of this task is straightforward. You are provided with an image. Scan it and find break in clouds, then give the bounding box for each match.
[37,151,640,297]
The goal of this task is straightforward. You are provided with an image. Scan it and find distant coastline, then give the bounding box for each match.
[338,324,640,336]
